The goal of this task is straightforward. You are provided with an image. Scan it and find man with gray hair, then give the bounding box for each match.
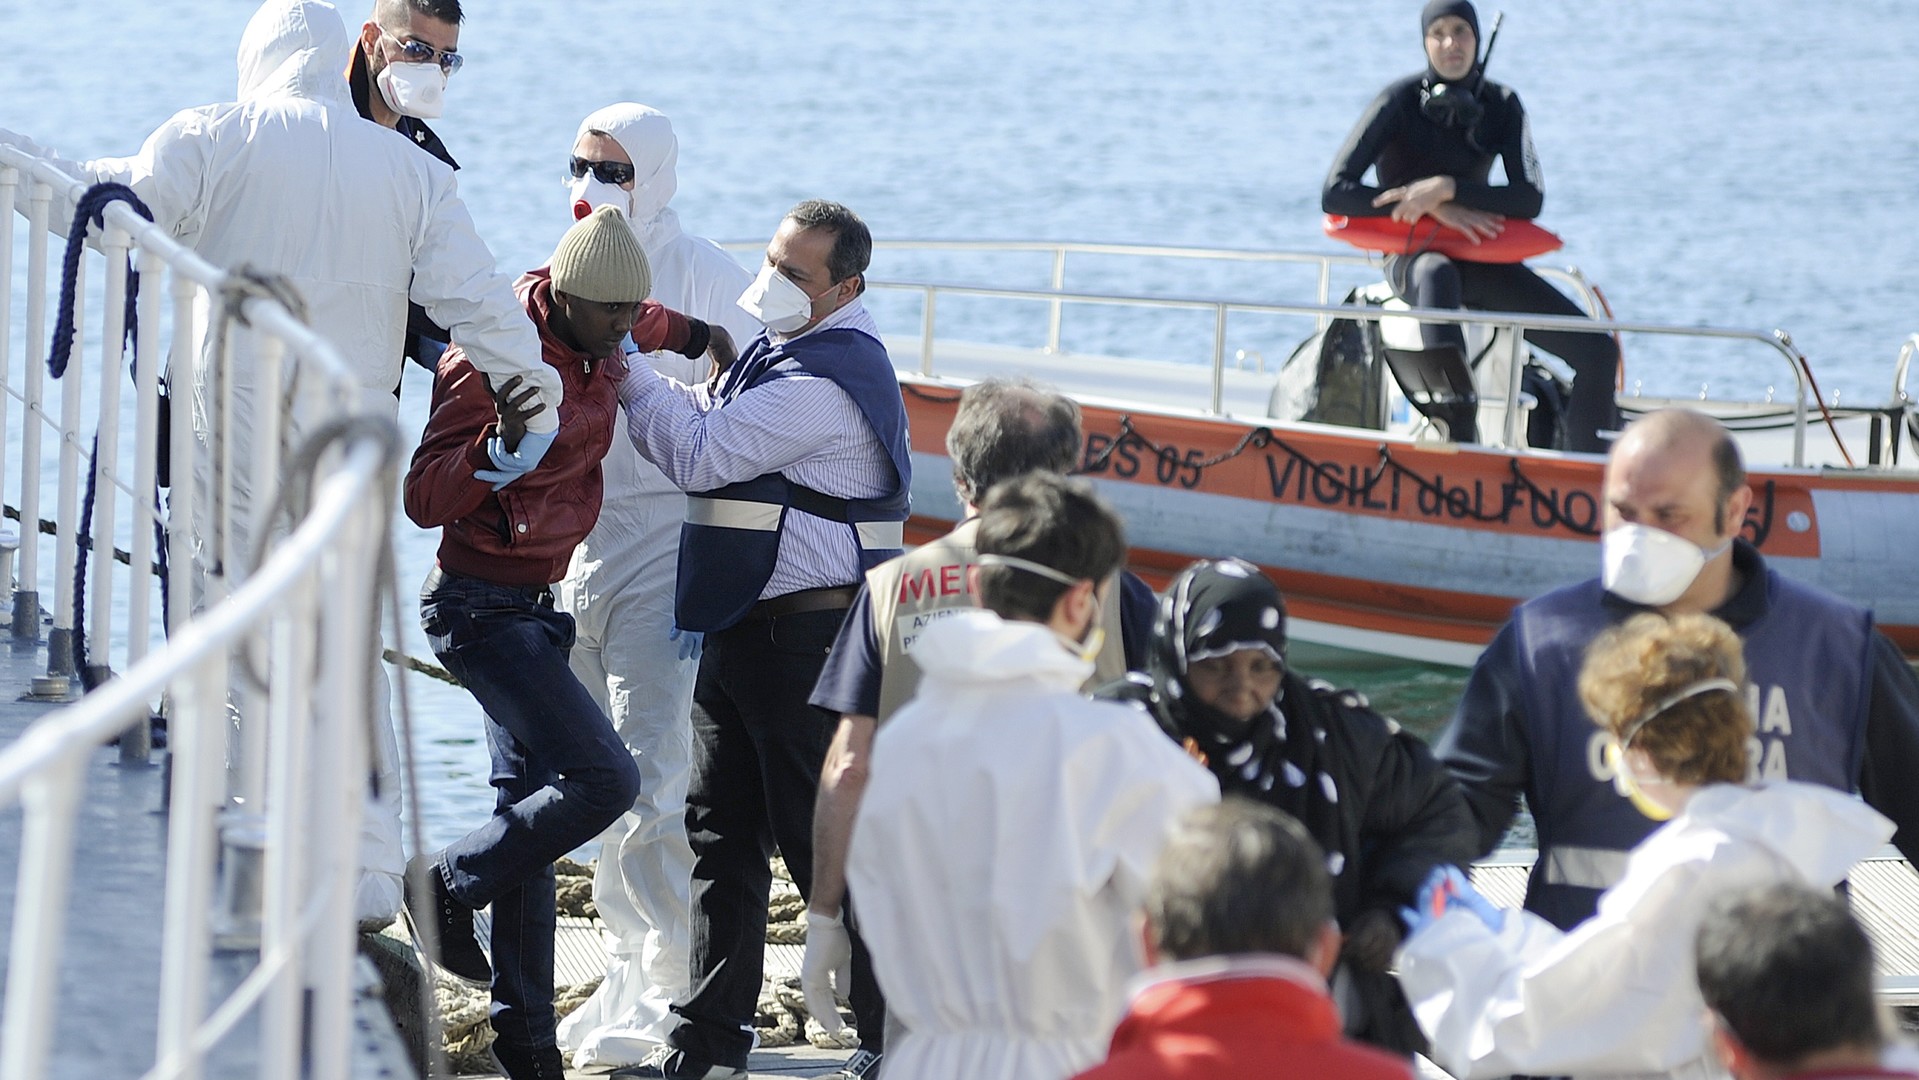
[1695,883,1912,1080]
[800,377,1153,1078]
[1075,799,1410,1080]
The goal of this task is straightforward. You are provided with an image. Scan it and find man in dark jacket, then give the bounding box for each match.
[348,0,465,373]
[1440,408,1919,932]
[1112,558,1476,1055]
[402,207,720,1080]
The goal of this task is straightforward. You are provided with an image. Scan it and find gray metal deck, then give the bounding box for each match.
[0,633,411,1079]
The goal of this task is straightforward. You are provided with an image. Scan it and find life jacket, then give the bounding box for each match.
[674,327,911,632]
[1512,573,1871,930]
[865,517,1127,722]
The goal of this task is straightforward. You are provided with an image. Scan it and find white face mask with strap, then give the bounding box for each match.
[975,553,1105,662]
[1604,676,1742,821]
[1601,523,1732,607]
[375,61,447,119]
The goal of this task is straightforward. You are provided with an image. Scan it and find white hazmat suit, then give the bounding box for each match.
[848,610,1219,1080]
[552,103,760,1070]
[1,0,564,921]
[1397,781,1894,1080]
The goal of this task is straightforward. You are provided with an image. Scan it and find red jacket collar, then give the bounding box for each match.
[1110,954,1341,1051]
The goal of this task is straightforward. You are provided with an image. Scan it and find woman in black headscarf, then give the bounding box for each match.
[1322,0,1620,452]
[1109,558,1477,1056]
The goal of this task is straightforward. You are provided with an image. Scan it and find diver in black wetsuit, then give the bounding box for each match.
[1323,0,1620,453]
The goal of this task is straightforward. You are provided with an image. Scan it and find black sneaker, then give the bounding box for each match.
[487,1039,567,1080]
[828,1048,882,1079]
[402,853,491,986]
[610,1045,747,1079]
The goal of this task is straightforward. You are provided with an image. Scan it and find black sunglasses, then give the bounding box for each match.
[569,157,636,186]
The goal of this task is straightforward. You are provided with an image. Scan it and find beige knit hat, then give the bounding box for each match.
[550,205,652,303]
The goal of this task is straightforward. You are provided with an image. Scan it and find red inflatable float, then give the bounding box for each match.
[1323,213,1563,263]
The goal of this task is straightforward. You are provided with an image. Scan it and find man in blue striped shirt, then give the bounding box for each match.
[616,201,909,1080]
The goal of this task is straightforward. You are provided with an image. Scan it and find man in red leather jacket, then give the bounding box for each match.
[1075,800,1411,1080]
[402,205,726,1080]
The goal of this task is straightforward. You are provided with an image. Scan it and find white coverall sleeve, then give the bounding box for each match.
[1394,857,1721,1079]
[408,171,562,433]
[3,110,215,245]
[1071,724,1220,898]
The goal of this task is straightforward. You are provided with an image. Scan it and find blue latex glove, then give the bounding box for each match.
[1401,865,1505,938]
[669,624,704,661]
[474,427,558,491]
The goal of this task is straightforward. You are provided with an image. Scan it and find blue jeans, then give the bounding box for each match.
[421,568,643,1051]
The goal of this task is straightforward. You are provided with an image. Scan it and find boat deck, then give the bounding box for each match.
[0,636,410,1079]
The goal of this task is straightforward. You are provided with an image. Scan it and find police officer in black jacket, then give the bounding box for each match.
[1439,409,1919,932]
[1323,0,1619,452]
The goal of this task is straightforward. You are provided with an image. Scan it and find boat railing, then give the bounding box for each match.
[724,236,1607,342]
[866,276,1818,466]
[0,146,401,1080]
[722,238,1825,462]
[1894,334,1919,407]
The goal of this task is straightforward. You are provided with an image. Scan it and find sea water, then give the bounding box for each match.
[2,0,1914,846]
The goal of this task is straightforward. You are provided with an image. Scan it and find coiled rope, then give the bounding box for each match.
[49,183,169,689]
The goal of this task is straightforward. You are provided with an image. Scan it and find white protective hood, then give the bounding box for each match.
[235,0,354,106]
[552,104,758,1066]
[574,104,681,252]
[13,0,561,433]
[849,609,1219,1080]
[562,102,757,568]
[1398,781,1893,1080]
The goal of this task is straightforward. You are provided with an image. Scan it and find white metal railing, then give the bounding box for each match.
[0,146,401,1080]
[876,277,1820,463]
[720,238,1862,468]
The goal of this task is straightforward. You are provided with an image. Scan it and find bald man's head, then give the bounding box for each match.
[1610,410,1746,534]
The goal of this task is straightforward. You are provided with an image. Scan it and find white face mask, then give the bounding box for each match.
[568,175,634,221]
[737,263,834,335]
[375,60,447,120]
[1601,523,1732,607]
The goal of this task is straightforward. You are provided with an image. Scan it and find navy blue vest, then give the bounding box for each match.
[675,327,911,632]
[1513,570,1872,929]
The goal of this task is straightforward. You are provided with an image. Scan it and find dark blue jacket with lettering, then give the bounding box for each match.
[1438,541,1919,930]
[675,327,911,632]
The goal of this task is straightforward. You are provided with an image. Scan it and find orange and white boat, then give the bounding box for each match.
[844,240,1919,666]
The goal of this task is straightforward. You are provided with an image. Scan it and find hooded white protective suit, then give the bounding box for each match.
[848,610,1219,1080]
[8,0,561,431]
[552,103,761,1069]
[1397,782,1894,1080]
[0,0,565,921]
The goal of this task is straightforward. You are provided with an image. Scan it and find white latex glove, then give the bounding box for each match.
[801,908,854,1036]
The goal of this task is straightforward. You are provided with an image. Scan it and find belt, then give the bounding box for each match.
[743,585,860,622]
[429,566,555,607]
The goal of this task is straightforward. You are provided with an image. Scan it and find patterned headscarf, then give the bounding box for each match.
[1147,559,1348,876]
